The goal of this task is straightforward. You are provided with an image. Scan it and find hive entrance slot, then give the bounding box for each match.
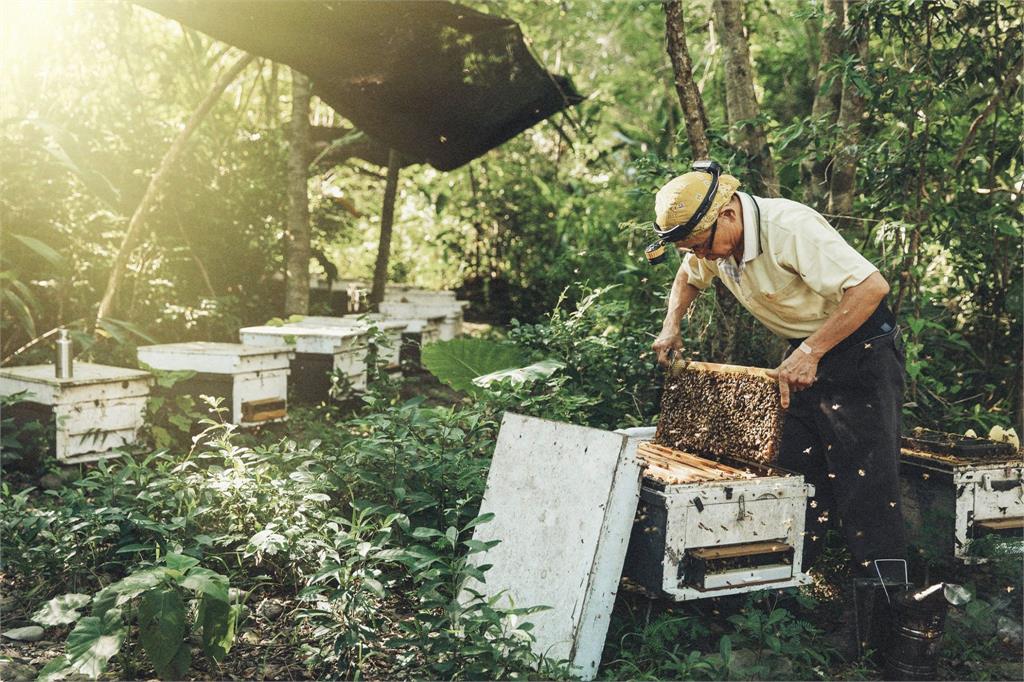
[683,541,794,591]
[242,398,287,423]
[974,517,1024,535]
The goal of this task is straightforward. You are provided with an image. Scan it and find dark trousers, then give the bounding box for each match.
[776,326,908,576]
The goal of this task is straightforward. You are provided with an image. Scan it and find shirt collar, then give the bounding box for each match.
[735,192,761,265]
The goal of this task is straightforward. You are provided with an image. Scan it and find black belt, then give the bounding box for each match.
[789,299,897,356]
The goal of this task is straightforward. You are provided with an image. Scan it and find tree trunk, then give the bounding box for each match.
[95,53,254,325]
[827,2,868,233]
[663,0,710,159]
[369,149,402,310]
[711,0,778,196]
[284,69,312,316]
[803,0,845,207]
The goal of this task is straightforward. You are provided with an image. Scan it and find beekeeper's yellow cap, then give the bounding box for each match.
[654,170,740,241]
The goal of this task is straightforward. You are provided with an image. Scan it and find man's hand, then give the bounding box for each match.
[767,348,820,408]
[652,331,683,368]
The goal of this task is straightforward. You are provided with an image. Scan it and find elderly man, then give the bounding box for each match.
[650,161,906,577]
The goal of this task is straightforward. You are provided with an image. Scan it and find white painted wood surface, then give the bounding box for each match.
[955,462,1023,562]
[464,413,642,680]
[618,428,814,600]
[0,363,151,462]
[289,317,406,369]
[137,342,292,374]
[377,303,452,340]
[239,325,368,354]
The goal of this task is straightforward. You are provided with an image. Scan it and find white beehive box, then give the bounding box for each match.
[342,313,439,369]
[290,316,407,372]
[0,363,151,463]
[619,428,814,600]
[464,413,642,680]
[238,325,369,401]
[137,342,293,427]
[378,300,465,341]
[900,431,1023,563]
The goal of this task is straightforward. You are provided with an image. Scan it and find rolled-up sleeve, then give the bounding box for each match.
[680,253,718,290]
[775,211,877,299]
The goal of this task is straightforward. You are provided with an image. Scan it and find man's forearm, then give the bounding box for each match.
[803,272,890,357]
[662,266,702,332]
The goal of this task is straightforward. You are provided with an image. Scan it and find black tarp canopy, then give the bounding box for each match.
[138,0,582,170]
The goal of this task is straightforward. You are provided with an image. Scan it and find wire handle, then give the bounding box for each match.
[873,558,908,605]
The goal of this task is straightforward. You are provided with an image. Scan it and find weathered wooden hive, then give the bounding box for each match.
[136,342,293,427]
[343,312,440,369]
[379,295,468,341]
[289,316,408,374]
[0,363,151,463]
[238,324,370,403]
[899,428,1022,562]
[622,361,812,601]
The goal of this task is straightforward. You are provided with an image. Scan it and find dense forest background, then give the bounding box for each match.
[2,3,1023,681]
[2,0,1021,431]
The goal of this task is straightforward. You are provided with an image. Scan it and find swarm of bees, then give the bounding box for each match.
[655,363,783,465]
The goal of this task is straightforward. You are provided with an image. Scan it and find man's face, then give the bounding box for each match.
[674,215,723,260]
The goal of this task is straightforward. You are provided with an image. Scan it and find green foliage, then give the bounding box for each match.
[0,391,53,467]
[505,285,662,429]
[421,337,530,392]
[32,553,236,680]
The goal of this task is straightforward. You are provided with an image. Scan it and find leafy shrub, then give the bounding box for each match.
[33,553,238,680]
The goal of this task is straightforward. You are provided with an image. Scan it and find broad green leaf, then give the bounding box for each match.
[90,588,117,618]
[138,587,190,679]
[65,608,126,678]
[421,338,529,392]
[180,567,229,603]
[472,359,565,388]
[163,553,200,573]
[1,288,37,338]
[104,568,171,605]
[10,233,63,266]
[32,593,92,626]
[36,655,71,681]
[198,595,238,662]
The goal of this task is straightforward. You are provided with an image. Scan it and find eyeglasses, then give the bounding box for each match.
[675,213,719,255]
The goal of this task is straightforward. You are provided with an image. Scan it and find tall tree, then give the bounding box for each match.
[369,149,402,310]
[827,2,869,232]
[711,0,779,196]
[802,0,845,207]
[663,0,709,159]
[284,69,312,316]
[95,52,255,325]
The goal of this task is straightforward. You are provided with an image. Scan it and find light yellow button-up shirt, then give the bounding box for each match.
[681,194,878,339]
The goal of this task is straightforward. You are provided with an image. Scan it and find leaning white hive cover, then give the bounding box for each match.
[462,412,642,680]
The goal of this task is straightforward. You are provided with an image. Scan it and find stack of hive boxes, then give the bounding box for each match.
[623,361,814,600]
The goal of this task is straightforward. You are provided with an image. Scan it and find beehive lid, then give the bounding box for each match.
[463,413,642,680]
[298,316,408,332]
[137,342,293,374]
[378,302,449,322]
[0,362,150,388]
[655,360,782,465]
